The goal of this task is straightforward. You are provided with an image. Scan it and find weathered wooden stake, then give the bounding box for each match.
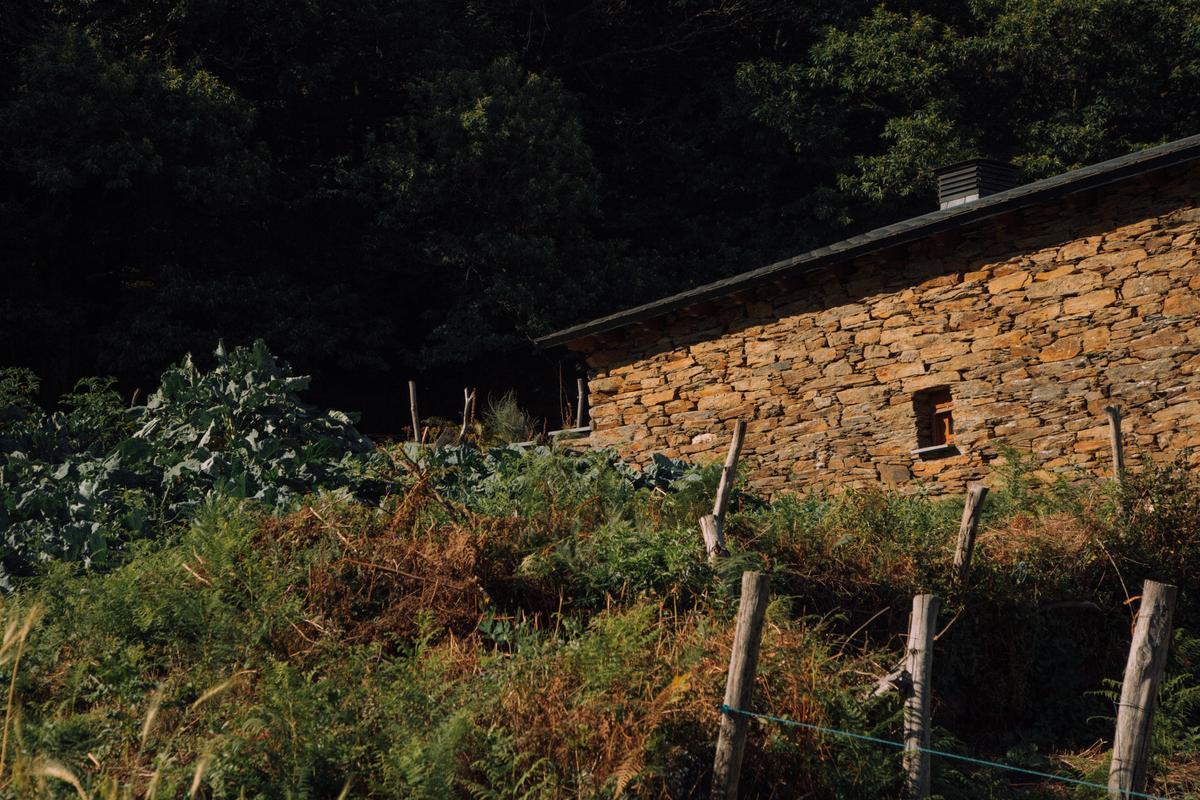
[1105,405,1125,480]
[903,594,940,800]
[408,380,421,444]
[711,571,770,800]
[713,419,747,521]
[700,420,747,563]
[699,516,725,564]
[1108,580,1177,799]
[952,483,989,586]
[575,377,586,428]
[458,388,476,443]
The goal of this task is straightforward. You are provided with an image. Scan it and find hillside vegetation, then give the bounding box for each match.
[1,345,1199,798]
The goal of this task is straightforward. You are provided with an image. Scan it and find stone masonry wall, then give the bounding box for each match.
[567,167,1200,495]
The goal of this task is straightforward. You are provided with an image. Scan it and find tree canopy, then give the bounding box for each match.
[3,0,1198,427]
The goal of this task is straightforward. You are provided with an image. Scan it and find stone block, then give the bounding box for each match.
[1128,329,1186,351]
[1034,264,1078,282]
[825,360,854,377]
[1164,293,1200,316]
[697,392,745,411]
[876,361,926,381]
[855,327,883,345]
[1082,327,1111,352]
[878,463,912,486]
[641,387,677,406]
[1078,248,1147,271]
[1138,250,1194,272]
[988,270,1031,293]
[1123,275,1173,299]
[809,347,838,363]
[1063,288,1117,315]
[837,385,886,405]
[1025,271,1102,299]
[1059,238,1101,260]
[590,377,622,394]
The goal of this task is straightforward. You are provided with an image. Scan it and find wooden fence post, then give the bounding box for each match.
[699,516,725,565]
[904,594,940,800]
[408,381,421,444]
[700,420,747,563]
[1105,406,1125,481]
[711,571,770,800]
[953,483,989,587]
[1108,580,1177,798]
[575,377,586,428]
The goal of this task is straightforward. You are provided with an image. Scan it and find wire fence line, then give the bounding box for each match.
[719,704,1169,800]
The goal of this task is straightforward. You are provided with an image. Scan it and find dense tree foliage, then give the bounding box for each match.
[3,0,1199,427]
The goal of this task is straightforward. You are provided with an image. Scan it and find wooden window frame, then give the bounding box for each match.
[912,386,957,455]
[932,396,955,446]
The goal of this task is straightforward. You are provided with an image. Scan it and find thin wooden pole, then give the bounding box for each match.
[711,571,770,800]
[575,377,586,428]
[713,419,747,521]
[558,363,566,429]
[458,388,475,443]
[904,594,940,800]
[408,380,421,444]
[1109,580,1177,798]
[1105,406,1125,480]
[700,420,747,563]
[953,483,989,587]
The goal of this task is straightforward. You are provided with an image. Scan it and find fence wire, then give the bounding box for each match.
[720,704,1168,799]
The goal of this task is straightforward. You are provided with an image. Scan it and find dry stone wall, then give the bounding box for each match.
[568,168,1200,495]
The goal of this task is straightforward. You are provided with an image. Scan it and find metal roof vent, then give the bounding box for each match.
[934,159,1020,209]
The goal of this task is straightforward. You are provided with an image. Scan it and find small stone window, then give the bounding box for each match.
[913,387,957,456]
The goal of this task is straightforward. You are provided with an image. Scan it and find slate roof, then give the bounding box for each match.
[537,134,1200,348]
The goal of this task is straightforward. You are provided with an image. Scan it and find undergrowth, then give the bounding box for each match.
[1,346,1198,798]
[0,447,1195,798]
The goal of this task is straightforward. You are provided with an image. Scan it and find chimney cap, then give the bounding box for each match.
[935,158,1020,210]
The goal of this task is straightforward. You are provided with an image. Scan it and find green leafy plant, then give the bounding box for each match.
[0,341,382,585]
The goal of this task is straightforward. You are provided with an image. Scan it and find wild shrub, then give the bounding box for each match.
[457,446,639,525]
[264,498,490,647]
[985,442,1087,521]
[741,487,960,611]
[1091,457,1200,595]
[483,392,535,445]
[516,520,712,610]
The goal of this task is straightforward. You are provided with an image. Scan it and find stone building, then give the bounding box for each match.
[537,135,1200,494]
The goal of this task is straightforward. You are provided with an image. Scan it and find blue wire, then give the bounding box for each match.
[719,704,1168,799]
